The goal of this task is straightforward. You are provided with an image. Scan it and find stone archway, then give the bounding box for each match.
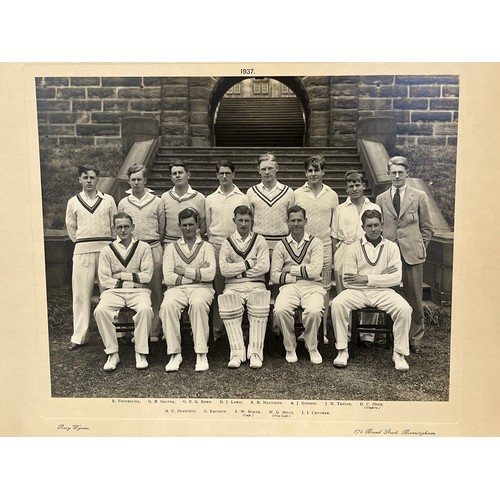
[207,76,310,147]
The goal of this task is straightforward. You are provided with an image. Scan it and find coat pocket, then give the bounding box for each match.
[406,209,419,224]
[416,240,426,260]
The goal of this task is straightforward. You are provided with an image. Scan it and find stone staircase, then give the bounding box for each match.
[147,146,366,202]
[214,97,305,147]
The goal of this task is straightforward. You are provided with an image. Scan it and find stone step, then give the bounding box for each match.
[157,146,358,154]
[148,146,365,198]
[152,160,362,169]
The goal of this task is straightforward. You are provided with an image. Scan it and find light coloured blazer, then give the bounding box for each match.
[376,186,434,265]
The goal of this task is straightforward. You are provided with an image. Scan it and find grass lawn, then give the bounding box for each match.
[40,144,125,229]
[47,286,451,402]
[396,144,457,229]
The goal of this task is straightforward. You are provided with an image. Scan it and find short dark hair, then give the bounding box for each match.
[113,212,133,225]
[345,170,366,185]
[169,159,189,174]
[233,205,253,218]
[361,209,382,225]
[304,155,325,171]
[78,165,99,177]
[287,205,307,219]
[178,207,199,224]
[215,159,235,173]
[127,163,147,178]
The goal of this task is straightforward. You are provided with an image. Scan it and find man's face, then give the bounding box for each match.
[217,166,234,188]
[305,165,324,187]
[363,217,383,242]
[287,211,306,238]
[170,166,190,187]
[79,170,98,193]
[388,164,409,188]
[258,160,278,184]
[179,216,198,240]
[234,213,253,238]
[346,179,365,200]
[128,170,147,195]
[114,217,134,242]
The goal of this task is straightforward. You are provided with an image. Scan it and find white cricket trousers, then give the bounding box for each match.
[160,286,215,355]
[71,252,100,345]
[149,244,164,337]
[333,242,378,341]
[94,289,153,355]
[330,288,411,356]
[274,284,326,352]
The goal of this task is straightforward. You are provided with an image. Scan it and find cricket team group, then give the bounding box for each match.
[64,152,434,373]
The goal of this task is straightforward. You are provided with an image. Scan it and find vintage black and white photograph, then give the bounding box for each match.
[38,72,456,402]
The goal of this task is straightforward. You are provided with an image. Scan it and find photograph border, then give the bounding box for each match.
[2,61,500,437]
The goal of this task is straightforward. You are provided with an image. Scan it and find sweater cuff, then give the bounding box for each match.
[184,267,196,280]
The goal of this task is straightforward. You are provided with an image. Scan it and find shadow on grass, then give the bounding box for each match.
[47,287,451,402]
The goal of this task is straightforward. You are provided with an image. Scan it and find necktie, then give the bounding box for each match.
[393,188,400,215]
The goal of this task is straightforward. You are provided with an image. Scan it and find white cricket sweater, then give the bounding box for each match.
[160,186,206,244]
[246,182,295,249]
[293,183,339,245]
[65,191,117,255]
[270,233,324,287]
[98,238,153,291]
[162,236,215,289]
[343,236,402,289]
[205,186,249,245]
[118,190,165,247]
[220,231,270,286]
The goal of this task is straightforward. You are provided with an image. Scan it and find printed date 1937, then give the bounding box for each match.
[241,69,255,75]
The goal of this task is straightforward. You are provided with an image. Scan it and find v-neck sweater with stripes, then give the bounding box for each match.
[163,238,216,289]
[246,183,295,249]
[66,192,117,254]
[98,238,153,291]
[219,231,270,286]
[270,235,324,287]
[343,236,402,289]
[161,188,206,244]
[118,192,165,246]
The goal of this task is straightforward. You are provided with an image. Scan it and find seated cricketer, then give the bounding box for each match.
[94,212,153,372]
[330,209,412,371]
[160,208,216,373]
[271,205,326,365]
[218,205,271,369]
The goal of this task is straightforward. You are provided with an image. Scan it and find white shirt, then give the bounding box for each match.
[298,183,330,199]
[170,184,197,201]
[259,180,286,195]
[80,190,105,203]
[332,197,381,244]
[177,234,203,249]
[124,188,156,207]
[234,231,254,246]
[286,232,312,252]
[214,185,243,198]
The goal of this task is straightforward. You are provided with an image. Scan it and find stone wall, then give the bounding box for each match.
[36,76,161,147]
[35,75,459,149]
[358,75,459,147]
